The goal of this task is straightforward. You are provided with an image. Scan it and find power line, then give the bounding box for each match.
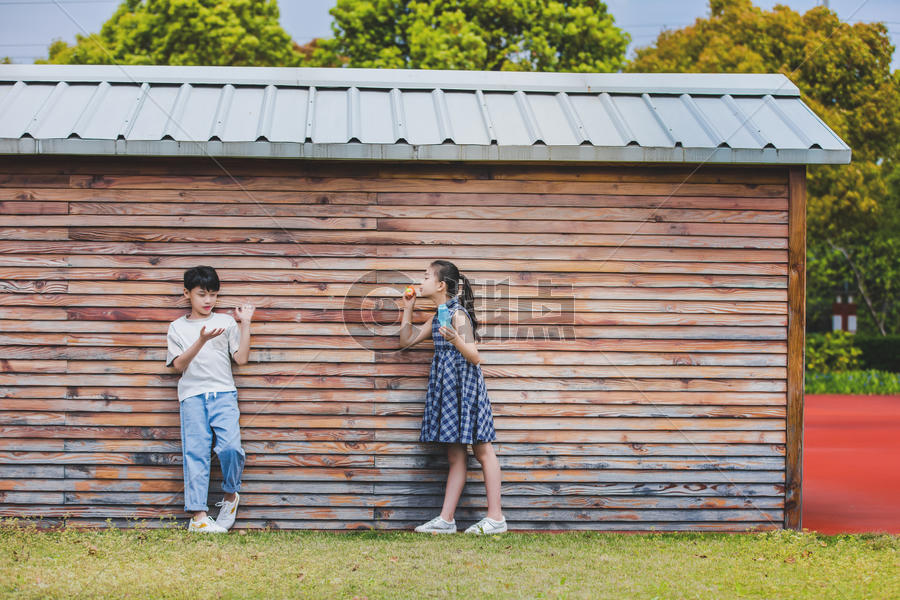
[0,0,117,4]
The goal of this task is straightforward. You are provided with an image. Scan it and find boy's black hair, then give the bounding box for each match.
[183,265,220,292]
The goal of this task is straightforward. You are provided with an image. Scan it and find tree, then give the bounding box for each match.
[305,0,629,72]
[629,0,900,335]
[40,0,302,67]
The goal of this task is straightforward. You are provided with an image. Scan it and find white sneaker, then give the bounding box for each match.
[464,516,508,535]
[414,516,457,534]
[188,515,228,533]
[214,492,240,531]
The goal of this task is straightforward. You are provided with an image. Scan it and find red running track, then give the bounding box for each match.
[803,394,900,534]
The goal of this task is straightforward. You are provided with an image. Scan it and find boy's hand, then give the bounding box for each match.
[199,326,225,342]
[234,304,255,323]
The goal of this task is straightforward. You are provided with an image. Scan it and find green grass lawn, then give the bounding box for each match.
[1,521,897,599]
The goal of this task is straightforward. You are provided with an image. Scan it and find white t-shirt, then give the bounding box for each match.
[166,312,241,402]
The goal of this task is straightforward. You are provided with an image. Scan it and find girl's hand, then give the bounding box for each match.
[199,326,225,342]
[401,286,418,310]
[234,304,255,323]
[438,325,460,344]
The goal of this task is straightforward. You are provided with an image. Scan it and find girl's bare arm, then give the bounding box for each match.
[440,311,481,366]
[399,294,433,348]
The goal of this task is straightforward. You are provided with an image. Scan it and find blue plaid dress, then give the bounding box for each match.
[420,296,496,444]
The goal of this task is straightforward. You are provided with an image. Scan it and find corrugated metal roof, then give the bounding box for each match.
[0,65,850,164]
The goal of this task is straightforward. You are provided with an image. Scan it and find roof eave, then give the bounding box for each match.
[0,138,851,164]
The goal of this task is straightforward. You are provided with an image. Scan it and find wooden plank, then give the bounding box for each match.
[0,398,786,419]
[378,192,789,209]
[0,346,787,367]
[2,357,789,380]
[0,265,791,283]
[58,464,785,483]
[0,479,375,494]
[1,479,782,497]
[0,231,790,249]
[0,424,783,444]
[0,284,790,303]
[373,506,783,522]
[9,291,789,317]
[386,377,787,392]
[3,215,377,230]
[0,280,67,294]
[59,174,788,197]
[484,166,788,185]
[373,482,785,497]
[374,455,784,471]
[3,187,789,209]
[38,441,780,457]
[0,306,788,326]
[0,227,69,240]
[1,223,793,241]
[0,321,788,341]
[0,201,68,214]
[376,218,787,237]
[0,452,781,471]
[0,373,788,392]
[0,492,64,503]
[374,429,786,444]
[0,386,787,405]
[0,452,374,468]
[0,503,782,525]
[0,425,374,441]
[0,505,375,520]
[0,157,786,183]
[3,412,786,431]
[0,263,788,291]
[0,246,790,268]
[0,174,70,187]
[57,491,784,510]
[7,517,778,531]
[0,189,373,205]
[66,202,789,224]
[1,335,788,354]
[50,360,788,380]
[784,166,805,531]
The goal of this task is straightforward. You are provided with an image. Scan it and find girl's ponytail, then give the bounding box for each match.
[458,272,480,342]
[430,260,481,342]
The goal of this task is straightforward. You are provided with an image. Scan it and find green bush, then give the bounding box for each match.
[805,331,862,373]
[853,335,900,372]
[806,370,900,394]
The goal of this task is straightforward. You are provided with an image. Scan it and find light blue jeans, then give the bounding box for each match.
[179,390,245,512]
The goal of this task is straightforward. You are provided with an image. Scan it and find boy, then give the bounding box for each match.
[166,265,254,533]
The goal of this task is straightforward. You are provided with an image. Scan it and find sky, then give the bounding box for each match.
[0,0,897,70]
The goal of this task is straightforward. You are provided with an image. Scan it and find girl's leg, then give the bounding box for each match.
[473,442,503,521]
[439,443,468,521]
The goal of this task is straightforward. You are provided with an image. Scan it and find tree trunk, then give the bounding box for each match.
[828,239,887,336]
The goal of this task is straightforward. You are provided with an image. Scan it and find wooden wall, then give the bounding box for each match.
[0,157,798,531]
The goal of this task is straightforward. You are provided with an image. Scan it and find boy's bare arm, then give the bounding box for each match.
[232,304,255,365]
[171,326,225,372]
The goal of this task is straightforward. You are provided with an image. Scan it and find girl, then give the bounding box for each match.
[398,260,506,535]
